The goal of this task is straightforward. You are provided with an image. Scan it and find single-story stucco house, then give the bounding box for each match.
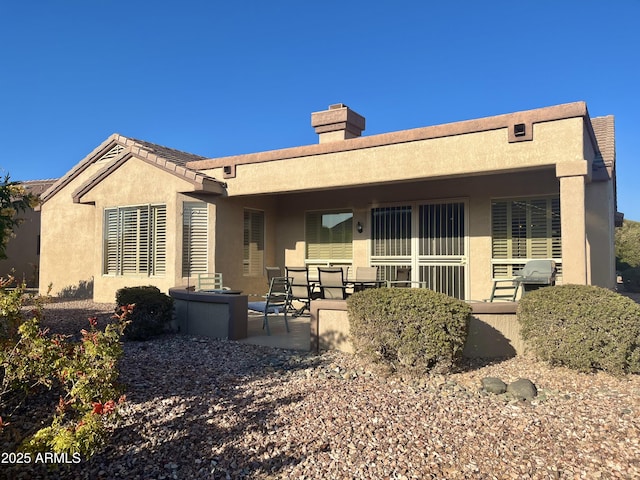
[38,101,617,309]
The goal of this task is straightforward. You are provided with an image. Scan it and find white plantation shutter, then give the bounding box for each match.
[529,199,550,258]
[305,211,353,262]
[491,197,561,278]
[103,204,166,276]
[152,205,167,275]
[491,202,509,277]
[104,209,120,275]
[182,202,208,276]
[243,210,264,276]
[550,198,562,260]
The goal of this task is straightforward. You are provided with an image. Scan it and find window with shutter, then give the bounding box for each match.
[491,197,561,278]
[152,205,167,275]
[243,209,265,276]
[305,211,353,265]
[182,202,208,277]
[103,204,166,276]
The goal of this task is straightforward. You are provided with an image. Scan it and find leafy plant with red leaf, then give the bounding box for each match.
[1,284,133,458]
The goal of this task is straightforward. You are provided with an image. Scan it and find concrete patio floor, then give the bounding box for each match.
[237,312,311,351]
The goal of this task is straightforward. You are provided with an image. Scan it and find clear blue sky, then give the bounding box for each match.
[1,1,638,219]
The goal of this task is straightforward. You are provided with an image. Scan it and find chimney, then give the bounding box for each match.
[311,103,365,143]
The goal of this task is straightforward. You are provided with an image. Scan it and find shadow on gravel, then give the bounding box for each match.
[39,335,338,479]
[456,355,516,373]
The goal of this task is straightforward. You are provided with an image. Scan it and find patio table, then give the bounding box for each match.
[347,280,385,291]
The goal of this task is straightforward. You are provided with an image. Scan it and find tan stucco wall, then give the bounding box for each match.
[40,157,221,303]
[311,300,524,358]
[200,118,584,196]
[213,196,279,298]
[39,162,107,298]
[586,180,616,288]
[0,208,41,287]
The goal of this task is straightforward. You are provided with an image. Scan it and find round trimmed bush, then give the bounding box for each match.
[347,288,471,375]
[517,284,640,374]
[115,286,174,341]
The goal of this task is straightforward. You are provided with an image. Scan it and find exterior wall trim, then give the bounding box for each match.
[188,102,593,179]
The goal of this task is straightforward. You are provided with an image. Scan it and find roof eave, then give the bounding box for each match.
[40,134,123,204]
[72,149,225,204]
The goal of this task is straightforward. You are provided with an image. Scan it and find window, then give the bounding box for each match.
[103,204,166,276]
[491,197,561,278]
[305,210,353,264]
[182,202,208,277]
[243,209,264,276]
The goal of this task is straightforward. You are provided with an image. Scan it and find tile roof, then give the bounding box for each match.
[40,134,224,204]
[590,116,615,166]
[590,116,615,182]
[19,179,58,196]
[126,138,208,166]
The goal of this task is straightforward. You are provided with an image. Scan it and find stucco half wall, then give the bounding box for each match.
[310,300,524,359]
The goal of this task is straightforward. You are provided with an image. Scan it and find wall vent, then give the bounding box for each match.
[98,144,125,162]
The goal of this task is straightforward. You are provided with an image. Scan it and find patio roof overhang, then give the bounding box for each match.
[187,102,607,198]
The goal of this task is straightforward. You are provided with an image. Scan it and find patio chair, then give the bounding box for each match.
[265,266,282,285]
[386,267,424,288]
[353,266,379,292]
[488,259,557,302]
[247,276,291,335]
[285,266,319,316]
[318,267,348,299]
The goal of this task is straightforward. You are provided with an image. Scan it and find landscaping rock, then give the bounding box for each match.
[6,300,639,479]
[507,378,538,400]
[481,376,507,394]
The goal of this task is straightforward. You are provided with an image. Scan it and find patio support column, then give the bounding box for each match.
[556,160,591,285]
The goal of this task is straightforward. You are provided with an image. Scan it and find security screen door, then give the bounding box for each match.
[371,201,467,299]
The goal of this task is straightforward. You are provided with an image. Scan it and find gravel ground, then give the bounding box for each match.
[3,297,640,479]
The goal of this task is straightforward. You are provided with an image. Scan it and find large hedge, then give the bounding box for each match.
[517,284,640,374]
[347,288,471,375]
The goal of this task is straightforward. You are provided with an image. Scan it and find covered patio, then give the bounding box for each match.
[240,301,522,358]
[238,312,311,351]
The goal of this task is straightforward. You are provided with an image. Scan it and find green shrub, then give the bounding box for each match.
[615,219,640,271]
[1,288,130,459]
[347,288,471,375]
[0,276,26,341]
[517,284,640,374]
[115,286,174,341]
[622,267,640,293]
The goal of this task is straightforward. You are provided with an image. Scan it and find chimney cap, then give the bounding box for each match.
[311,103,366,142]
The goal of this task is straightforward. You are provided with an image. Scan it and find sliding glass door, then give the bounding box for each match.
[371,201,467,299]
